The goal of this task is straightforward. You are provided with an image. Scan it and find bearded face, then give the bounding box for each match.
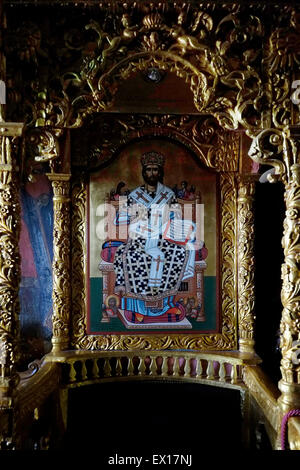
[142,164,164,186]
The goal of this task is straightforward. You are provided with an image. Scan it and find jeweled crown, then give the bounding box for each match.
[141,151,165,167]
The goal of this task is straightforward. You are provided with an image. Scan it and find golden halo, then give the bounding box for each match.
[105,294,120,308]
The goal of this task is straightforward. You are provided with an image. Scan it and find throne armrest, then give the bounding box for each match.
[100,240,125,264]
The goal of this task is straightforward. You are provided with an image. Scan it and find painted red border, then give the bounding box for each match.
[87,182,91,334]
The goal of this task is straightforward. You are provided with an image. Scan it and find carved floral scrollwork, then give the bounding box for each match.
[5,3,266,134]
[47,174,71,352]
[71,114,240,173]
[6,4,300,135]
[263,8,300,130]
[25,128,63,181]
[219,173,237,347]
[280,163,300,384]
[237,176,256,353]
[0,127,23,397]
[248,128,287,183]
[71,180,87,349]
[73,6,264,132]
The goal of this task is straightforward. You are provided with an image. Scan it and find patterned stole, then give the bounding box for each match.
[130,183,174,287]
[130,183,174,208]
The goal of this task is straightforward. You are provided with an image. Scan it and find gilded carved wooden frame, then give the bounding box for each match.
[70,115,240,351]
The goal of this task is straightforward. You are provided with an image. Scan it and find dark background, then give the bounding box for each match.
[254,179,285,382]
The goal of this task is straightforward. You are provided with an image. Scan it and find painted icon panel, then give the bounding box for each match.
[88,138,219,335]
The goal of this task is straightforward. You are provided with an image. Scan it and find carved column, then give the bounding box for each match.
[47,174,71,353]
[237,175,256,354]
[0,122,23,407]
[0,0,5,123]
[278,159,300,412]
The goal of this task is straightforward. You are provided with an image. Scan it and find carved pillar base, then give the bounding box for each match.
[278,381,300,415]
[239,338,256,354]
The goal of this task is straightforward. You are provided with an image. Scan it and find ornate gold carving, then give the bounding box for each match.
[243,365,280,438]
[70,180,87,349]
[72,6,264,132]
[219,172,237,348]
[263,8,300,129]
[8,4,300,136]
[6,4,265,134]
[47,174,71,352]
[71,114,240,173]
[16,362,59,421]
[280,163,300,385]
[288,417,300,450]
[0,123,23,405]
[6,0,300,450]
[71,171,237,351]
[25,128,63,181]
[237,176,256,353]
[248,128,287,183]
[248,126,300,410]
[14,362,60,449]
[95,52,208,114]
[45,349,259,386]
[75,7,264,132]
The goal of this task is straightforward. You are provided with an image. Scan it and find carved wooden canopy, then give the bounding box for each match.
[6,3,298,121]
